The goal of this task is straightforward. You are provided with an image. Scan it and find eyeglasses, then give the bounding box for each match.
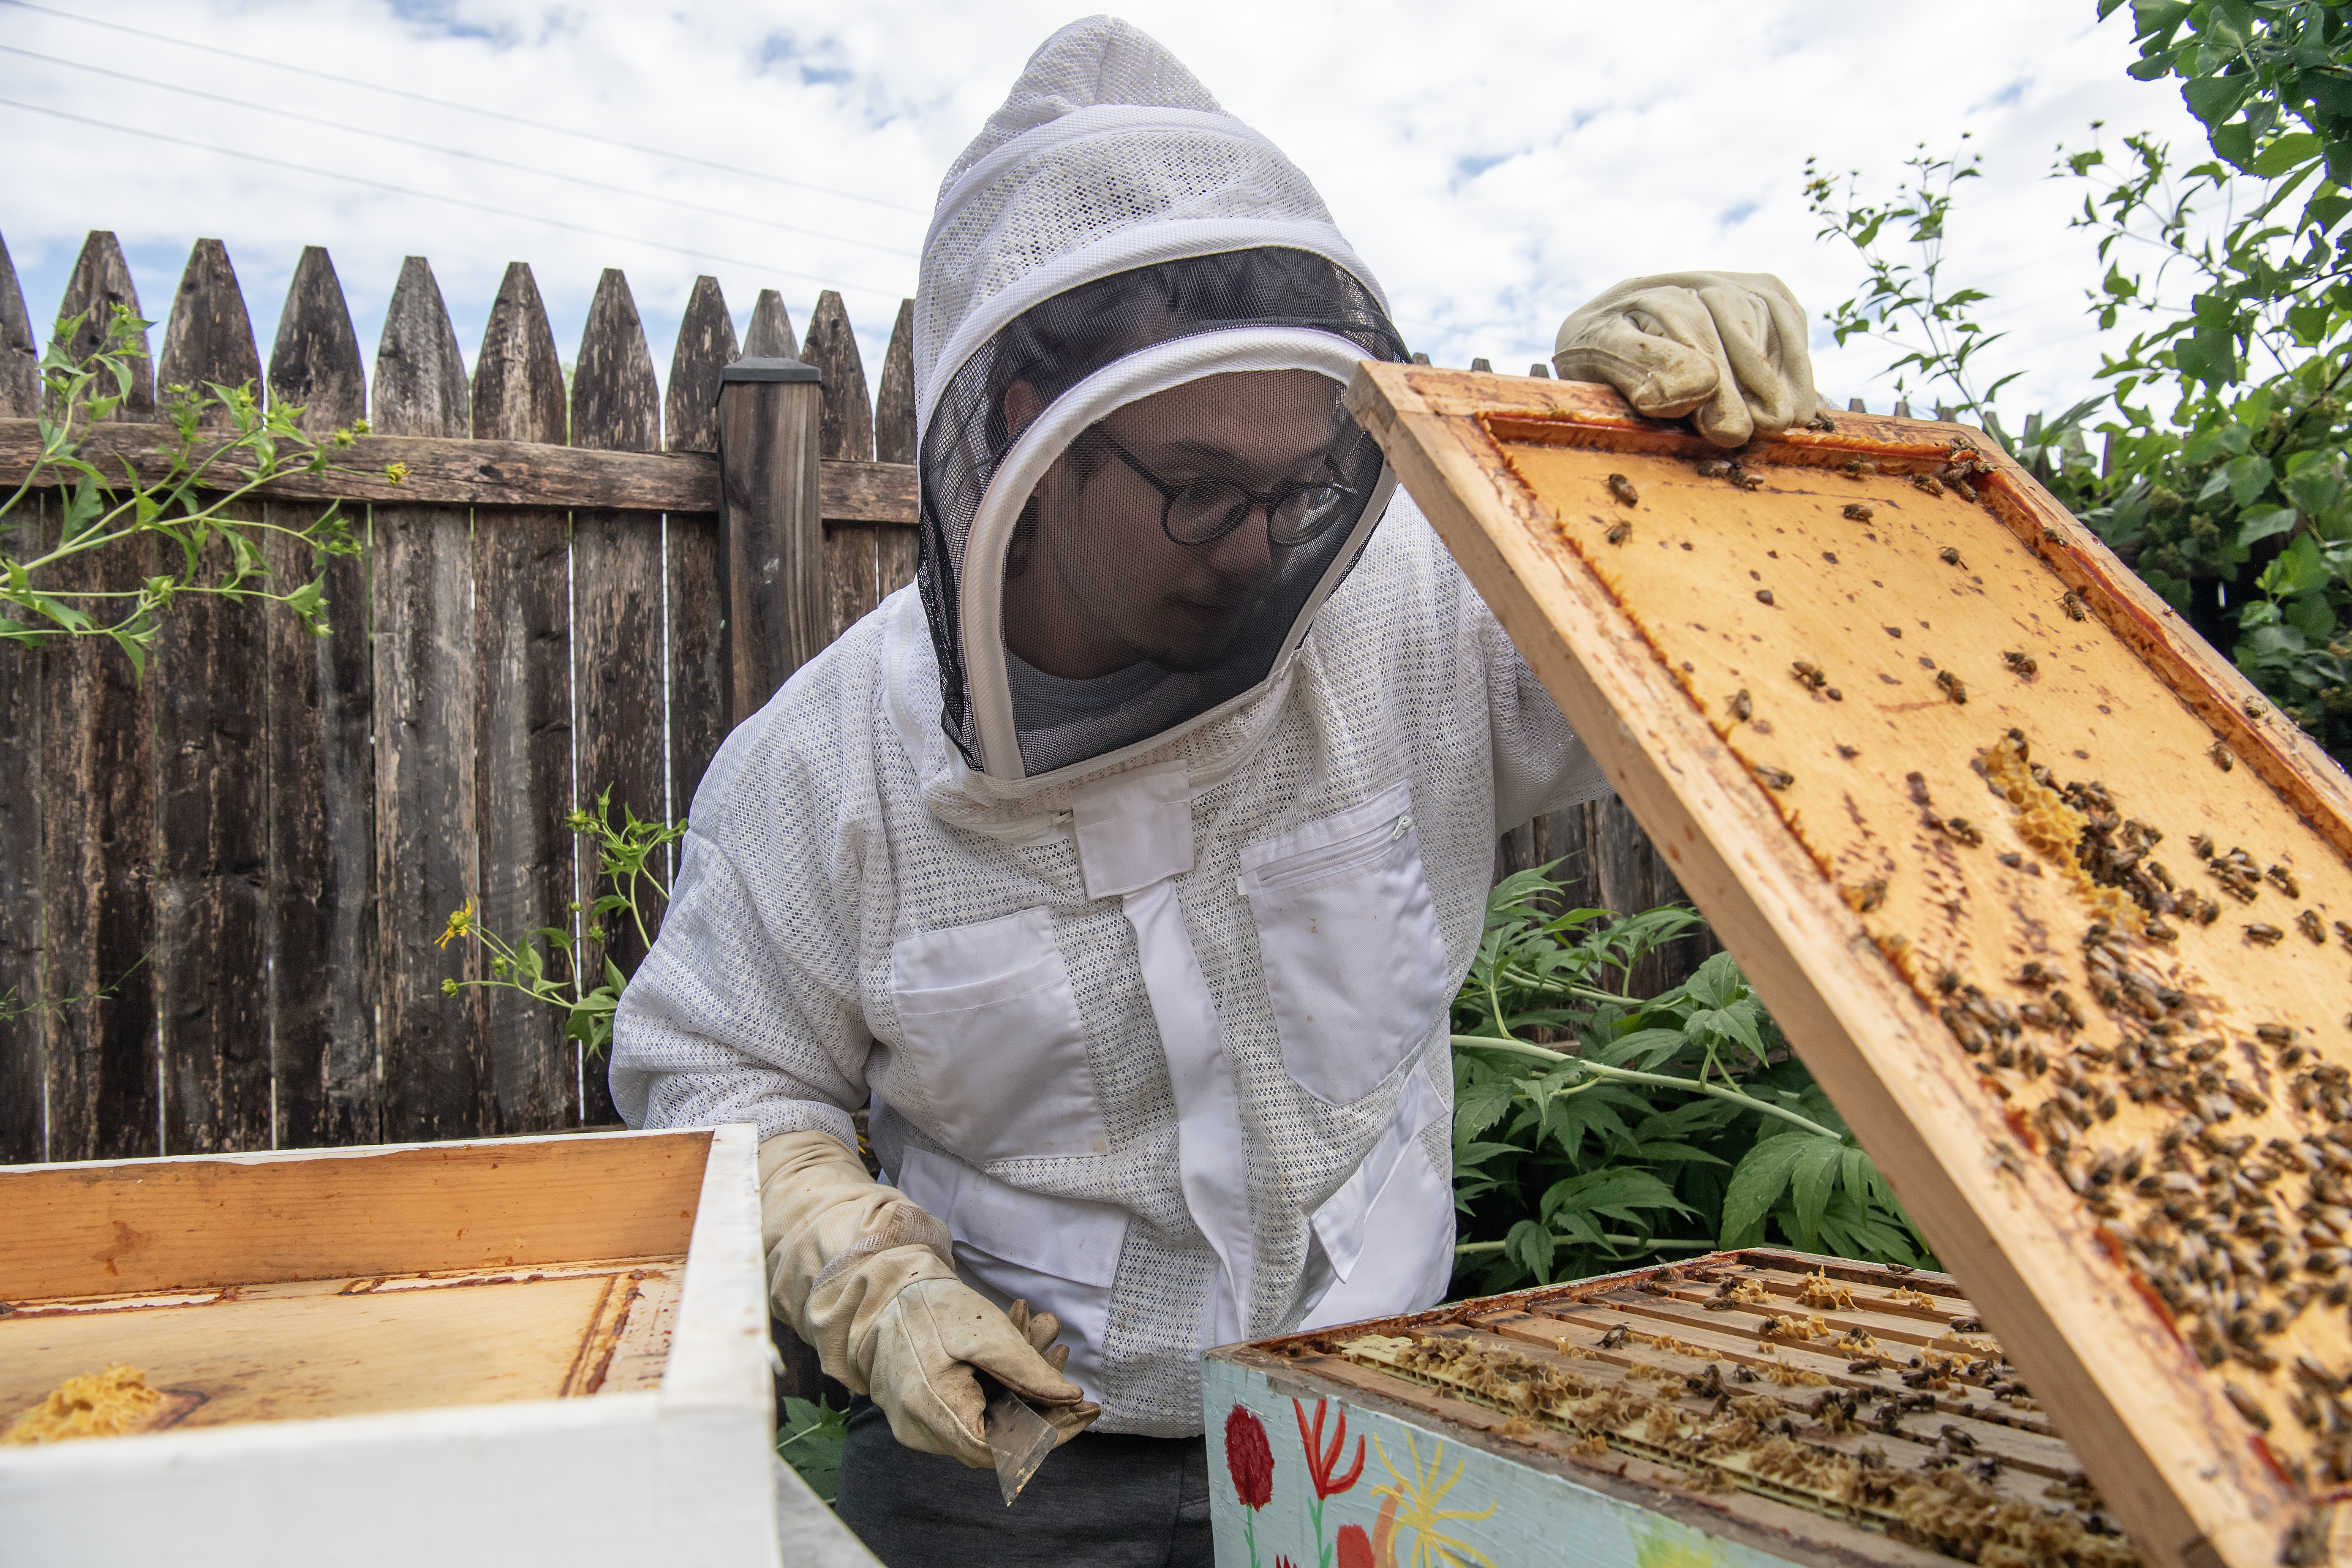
[1091,429,1360,548]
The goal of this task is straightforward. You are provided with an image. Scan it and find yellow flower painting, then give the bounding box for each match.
[1369,1432,1499,1568]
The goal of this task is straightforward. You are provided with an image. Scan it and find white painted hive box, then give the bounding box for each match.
[0,1124,868,1566]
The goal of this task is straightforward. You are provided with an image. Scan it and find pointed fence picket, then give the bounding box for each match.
[0,229,1731,1162]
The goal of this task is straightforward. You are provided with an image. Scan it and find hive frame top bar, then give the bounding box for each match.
[1343,363,2352,1568]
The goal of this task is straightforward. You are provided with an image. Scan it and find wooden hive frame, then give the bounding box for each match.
[1343,364,2352,1568]
[0,1126,863,1568]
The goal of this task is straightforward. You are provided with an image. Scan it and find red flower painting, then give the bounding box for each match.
[1334,1524,1376,1568]
[1227,1404,1275,1508]
[1227,1403,1275,1568]
[1295,1397,1366,1499]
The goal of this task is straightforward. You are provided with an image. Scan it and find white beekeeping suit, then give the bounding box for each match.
[610,15,1610,1447]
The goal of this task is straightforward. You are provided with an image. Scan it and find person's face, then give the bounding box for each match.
[1002,369,1344,679]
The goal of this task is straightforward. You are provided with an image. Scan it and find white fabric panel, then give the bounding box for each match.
[1070,762,1195,899]
[1241,780,1453,1106]
[1301,1063,1454,1328]
[888,908,1108,1163]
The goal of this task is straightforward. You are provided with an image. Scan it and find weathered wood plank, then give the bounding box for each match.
[471,261,572,1135]
[0,487,42,1162]
[572,267,664,1130]
[371,256,481,1145]
[874,298,915,468]
[664,275,735,458]
[0,234,41,1158]
[152,238,270,1155]
[716,366,826,728]
[802,289,873,467]
[663,280,734,822]
[263,245,377,1149]
[0,421,918,521]
[50,231,152,421]
[0,231,37,417]
[741,289,796,359]
[41,234,158,1161]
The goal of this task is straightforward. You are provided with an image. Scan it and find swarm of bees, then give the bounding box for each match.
[1901,727,2352,1492]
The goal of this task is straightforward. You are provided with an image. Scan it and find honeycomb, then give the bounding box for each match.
[1493,429,2352,1505]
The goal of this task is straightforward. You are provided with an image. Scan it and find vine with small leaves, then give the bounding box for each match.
[3,305,391,677]
[437,788,686,1060]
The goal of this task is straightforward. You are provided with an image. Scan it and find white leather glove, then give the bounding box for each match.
[1552,271,1818,448]
[759,1130,1100,1468]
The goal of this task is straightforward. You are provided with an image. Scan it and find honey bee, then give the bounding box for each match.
[2335,921,2352,948]
[1791,659,1828,691]
[1938,547,1963,566]
[2257,1024,2298,1048]
[2224,1382,2273,1431]
[1844,879,1888,913]
[1756,588,1776,605]
[1843,503,1874,522]
[2003,651,2038,677]
[1937,670,1968,704]
[2042,525,2066,544]
[2018,962,2061,987]
[1607,473,1640,506]
[1943,817,1985,847]
[1807,411,1837,433]
[2302,910,2328,945]
[1914,474,1946,498]
[1606,520,1632,545]
[2210,740,2234,772]
[2248,923,2287,947]
[1733,465,1764,491]
[2270,865,2302,898]
[1729,689,1753,722]
[2061,590,2088,622]
[1756,765,1796,790]
[1695,457,1734,479]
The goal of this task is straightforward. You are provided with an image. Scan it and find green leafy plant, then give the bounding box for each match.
[2,305,381,677]
[437,787,685,1059]
[1449,867,1933,1294]
[777,1394,849,1505]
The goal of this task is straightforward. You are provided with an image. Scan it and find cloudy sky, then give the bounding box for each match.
[0,0,2210,435]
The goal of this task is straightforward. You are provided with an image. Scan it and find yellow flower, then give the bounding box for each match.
[440,978,459,997]
[1369,1434,1498,1568]
[436,898,475,950]
[384,461,410,486]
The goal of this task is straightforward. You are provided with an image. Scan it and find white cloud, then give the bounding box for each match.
[0,0,2210,433]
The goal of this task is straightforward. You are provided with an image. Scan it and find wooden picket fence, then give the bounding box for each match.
[0,229,1712,1167]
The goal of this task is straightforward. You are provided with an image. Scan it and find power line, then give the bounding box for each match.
[0,98,912,303]
[0,44,919,259]
[0,0,929,217]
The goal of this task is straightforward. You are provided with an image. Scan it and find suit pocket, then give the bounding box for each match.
[889,907,1108,1165]
[1241,781,1452,1106]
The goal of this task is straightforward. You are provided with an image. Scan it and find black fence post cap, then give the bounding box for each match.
[717,357,823,403]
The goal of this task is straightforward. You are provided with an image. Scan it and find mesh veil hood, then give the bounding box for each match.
[913,16,1410,791]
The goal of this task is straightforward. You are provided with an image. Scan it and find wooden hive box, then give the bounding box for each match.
[1207,1250,2170,1568]
[0,1126,874,1567]
[1339,364,2352,1568]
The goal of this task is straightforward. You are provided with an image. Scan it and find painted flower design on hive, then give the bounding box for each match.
[1227,1403,1275,1568]
[1372,1432,1498,1568]
[1296,1397,1367,1568]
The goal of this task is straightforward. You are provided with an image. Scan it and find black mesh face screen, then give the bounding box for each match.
[917,248,1410,778]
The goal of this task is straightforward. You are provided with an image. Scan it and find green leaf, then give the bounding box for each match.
[778,1395,849,1505]
[1505,1219,1557,1284]
[1454,1074,1520,1140]
[2261,533,2332,599]
[1720,1134,1811,1248]
[2237,505,2301,547]
[1787,1136,1846,1251]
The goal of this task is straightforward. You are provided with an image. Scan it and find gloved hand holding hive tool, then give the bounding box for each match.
[759,1130,1098,1470]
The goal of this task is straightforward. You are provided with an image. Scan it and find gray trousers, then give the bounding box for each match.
[835,1398,1213,1568]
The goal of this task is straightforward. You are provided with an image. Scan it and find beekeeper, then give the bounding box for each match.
[611,15,1816,1563]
